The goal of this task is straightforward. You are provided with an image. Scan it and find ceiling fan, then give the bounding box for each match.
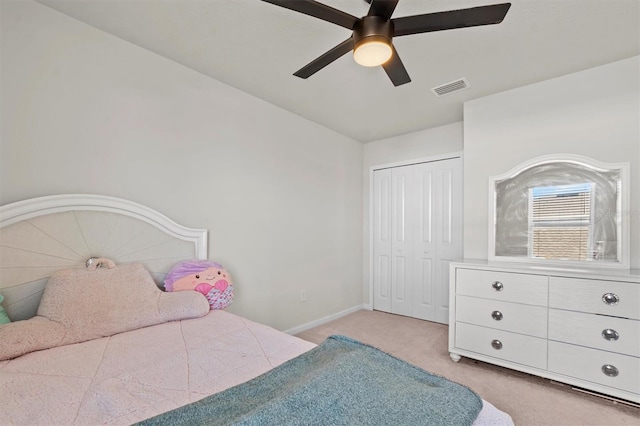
[261,0,511,86]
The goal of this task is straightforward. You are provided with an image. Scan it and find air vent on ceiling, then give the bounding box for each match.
[431,78,470,97]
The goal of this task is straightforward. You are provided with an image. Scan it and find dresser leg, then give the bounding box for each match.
[450,353,461,362]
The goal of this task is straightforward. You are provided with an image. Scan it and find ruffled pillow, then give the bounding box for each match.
[0,263,209,361]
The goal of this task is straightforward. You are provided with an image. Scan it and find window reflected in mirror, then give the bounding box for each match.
[529,182,594,261]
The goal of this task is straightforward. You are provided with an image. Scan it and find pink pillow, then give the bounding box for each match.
[0,263,209,361]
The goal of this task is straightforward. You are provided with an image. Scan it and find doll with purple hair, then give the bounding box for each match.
[164,259,234,310]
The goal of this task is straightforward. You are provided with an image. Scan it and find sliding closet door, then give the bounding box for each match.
[434,159,463,323]
[372,157,462,324]
[372,169,392,313]
[390,165,414,317]
[411,164,436,321]
[412,159,462,323]
[372,165,414,317]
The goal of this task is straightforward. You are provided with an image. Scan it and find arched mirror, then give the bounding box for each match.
[489,154,630,269]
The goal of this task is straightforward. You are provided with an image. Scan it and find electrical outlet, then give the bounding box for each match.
[300,290,307,302]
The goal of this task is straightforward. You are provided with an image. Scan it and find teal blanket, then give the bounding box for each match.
[137,335,482,426]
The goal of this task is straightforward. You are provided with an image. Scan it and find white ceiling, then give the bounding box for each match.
[37,0,640,143]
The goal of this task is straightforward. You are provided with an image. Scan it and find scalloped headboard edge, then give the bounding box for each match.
[0,194,208,321]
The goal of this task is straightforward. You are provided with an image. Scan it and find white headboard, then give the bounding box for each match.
[0,194,208,321]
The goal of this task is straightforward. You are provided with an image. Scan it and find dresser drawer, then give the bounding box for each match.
[456,295,547,338]
[456,269,548,306]
[549,309,640,357]
[455,322,547,369]
[549,277,640,320]
[548,341,640,395]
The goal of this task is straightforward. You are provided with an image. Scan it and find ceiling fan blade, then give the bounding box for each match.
[294,37,354,79]
[261,0,358,30]
[382,46,411,87]
[392,3,511,37]
[367,0,399,19]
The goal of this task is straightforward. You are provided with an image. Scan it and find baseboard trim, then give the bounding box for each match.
[284,304,366,335]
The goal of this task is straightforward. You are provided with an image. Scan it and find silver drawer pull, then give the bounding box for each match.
[601,364,619,377]
[601,329,619,341]
[491,339,503,350]
[602,293,620,306]
[491,310,503,321]
[492,281,504,291]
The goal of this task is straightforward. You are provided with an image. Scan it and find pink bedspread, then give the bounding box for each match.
[0,311,315,425]
[0,310,512,425]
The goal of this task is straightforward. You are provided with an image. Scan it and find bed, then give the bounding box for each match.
[0,194,513,425]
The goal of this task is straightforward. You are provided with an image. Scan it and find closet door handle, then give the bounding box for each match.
[602,329,619,341]
[492,281,504,291]
[602,293,620,305]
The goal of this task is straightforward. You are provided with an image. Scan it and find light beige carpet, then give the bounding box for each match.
[296,309,639,426]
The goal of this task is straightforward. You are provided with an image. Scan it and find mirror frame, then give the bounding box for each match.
[488,154,630,269]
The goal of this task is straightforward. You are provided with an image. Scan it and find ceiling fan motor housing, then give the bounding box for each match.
[353,15,393,51]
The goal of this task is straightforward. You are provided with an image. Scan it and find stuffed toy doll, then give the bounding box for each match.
[164,259,234,310]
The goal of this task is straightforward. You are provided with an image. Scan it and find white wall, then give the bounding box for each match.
[362,122,463,303]
[0,0,364,331]
[464,56,640,269]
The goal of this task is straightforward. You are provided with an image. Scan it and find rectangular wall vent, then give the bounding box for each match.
[431,78,470,97]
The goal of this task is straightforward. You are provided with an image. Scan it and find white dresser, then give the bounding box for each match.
[448,260,640,403]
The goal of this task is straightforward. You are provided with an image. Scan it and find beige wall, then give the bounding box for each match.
[362,122,464,304]
[464,56,640,268]
[1,0,364,331]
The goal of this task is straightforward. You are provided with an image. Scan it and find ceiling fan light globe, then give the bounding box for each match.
[353,40,392,67]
